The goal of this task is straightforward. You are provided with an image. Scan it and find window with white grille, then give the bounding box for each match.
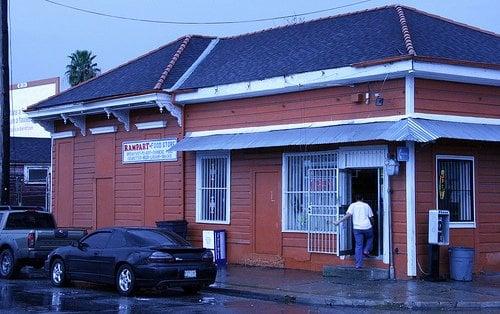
[436,156,475,225]
[24,166,49,184]
[283,151,338,231]
[196,152,230,224]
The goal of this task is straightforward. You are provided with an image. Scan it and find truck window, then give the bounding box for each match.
[4,212,56,230]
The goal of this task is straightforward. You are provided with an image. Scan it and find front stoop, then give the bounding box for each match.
[323,265,389,280]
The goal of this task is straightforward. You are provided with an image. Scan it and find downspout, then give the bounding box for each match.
[388,173,395,280]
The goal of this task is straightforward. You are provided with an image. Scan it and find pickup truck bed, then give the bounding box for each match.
[0,208,86,279]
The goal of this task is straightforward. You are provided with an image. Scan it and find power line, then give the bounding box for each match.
[42,0,373,25]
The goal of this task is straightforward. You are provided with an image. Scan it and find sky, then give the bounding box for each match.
[9,0,500,90]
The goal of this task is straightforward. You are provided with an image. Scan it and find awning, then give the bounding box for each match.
[170,118,500,152]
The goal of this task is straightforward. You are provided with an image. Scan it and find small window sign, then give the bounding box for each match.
[397,146,409,162]
[122,138,177,164]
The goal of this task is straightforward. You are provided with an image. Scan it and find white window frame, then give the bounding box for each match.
[435,155,476,229]
[196,151,231,224]
[282,150,338,232]
[24,165,50,185]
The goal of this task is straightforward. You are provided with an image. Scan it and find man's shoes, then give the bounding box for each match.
[363,252,375,258]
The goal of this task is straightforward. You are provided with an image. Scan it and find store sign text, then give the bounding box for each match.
[122,139,177,164]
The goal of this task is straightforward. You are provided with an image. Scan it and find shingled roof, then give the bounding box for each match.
[180,5,500,89]
[28,5,499,111]
[28,36,214,110]
[10,137,51,164]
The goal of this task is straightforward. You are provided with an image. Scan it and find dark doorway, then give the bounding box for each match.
[350,168,382,256]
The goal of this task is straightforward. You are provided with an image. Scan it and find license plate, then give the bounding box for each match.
[184,270,197,278]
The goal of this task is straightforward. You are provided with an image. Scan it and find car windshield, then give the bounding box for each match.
[4,212,55,229]
[127,230,190,247]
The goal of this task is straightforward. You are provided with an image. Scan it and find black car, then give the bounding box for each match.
[45,227,217,296]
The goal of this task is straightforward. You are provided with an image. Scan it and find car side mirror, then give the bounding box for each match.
[78,241,89,250]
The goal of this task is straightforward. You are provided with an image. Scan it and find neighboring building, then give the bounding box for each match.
[26,6,499,279]
[9,137,51,208]
[8,78,59,209]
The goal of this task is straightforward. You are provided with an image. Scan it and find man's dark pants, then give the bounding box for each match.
[353,228,374,268]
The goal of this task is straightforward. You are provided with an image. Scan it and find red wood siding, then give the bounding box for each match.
[415,141,500,275]
[415,79,500,118]
[52,108,183,231]
[185,146,399,273]
[185,79,405,132]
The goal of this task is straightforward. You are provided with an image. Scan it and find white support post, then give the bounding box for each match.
[405,73,415,115]
[406,141,417,276]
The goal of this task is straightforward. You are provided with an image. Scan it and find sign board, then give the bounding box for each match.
[122,138,177,164]
[397,146,409,162]
[10,78,59,138]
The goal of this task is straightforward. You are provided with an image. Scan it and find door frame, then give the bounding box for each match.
[252,170,282,256]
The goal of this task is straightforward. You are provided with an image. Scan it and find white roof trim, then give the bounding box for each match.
[187,113,500,138]
[170,38,220,91]
[176,60,413,104]
[135,120,167,130]
[51,131,76,139]
[413,61,500,87]
[89,126,118,135]
[175,60,500,105]
[26,93,170,119]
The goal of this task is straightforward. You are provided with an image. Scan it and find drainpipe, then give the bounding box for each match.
[387,174,395,280]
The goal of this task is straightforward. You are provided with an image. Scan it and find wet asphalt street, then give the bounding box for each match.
[0,277,320,313]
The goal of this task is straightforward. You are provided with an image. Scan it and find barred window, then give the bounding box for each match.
[437,156,474,223]
[196,152,230,224]
[283,152,338,231]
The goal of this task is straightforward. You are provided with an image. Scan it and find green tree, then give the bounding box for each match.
[65,50,101,86]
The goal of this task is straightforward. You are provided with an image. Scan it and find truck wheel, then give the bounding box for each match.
[0,249,19,279]
[116,264,136,296]
[50,258,69,287]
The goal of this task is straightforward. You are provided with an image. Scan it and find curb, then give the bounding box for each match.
[207,285,500,310]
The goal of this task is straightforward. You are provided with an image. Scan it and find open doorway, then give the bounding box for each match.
[349,168,383,256]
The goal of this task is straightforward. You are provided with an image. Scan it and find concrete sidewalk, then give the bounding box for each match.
[207,265,500,310]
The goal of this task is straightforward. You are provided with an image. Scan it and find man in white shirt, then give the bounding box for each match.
[334,194,374,269]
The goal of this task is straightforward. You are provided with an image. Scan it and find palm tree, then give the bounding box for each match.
[65,50,101,87]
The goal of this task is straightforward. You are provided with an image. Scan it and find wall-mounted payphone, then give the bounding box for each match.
[428,210,450,245]
[427,210,450,281]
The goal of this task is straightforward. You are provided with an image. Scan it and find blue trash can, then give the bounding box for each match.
[449,247,474,281]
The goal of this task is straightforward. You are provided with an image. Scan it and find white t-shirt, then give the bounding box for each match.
[346,201,374,230]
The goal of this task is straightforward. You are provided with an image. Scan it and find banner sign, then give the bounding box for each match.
[122,138,177,164]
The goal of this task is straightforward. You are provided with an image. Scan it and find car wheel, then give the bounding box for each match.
[51,259,69,287]
[0,249,19,279]
[182,285,201,295]
[116,264,136,296]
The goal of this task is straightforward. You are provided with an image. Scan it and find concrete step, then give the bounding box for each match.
[323,265,389,280]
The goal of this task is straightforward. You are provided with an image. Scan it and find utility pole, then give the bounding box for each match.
[0,0,9,205]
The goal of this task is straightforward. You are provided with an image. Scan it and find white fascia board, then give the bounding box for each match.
[411,112,500,125]
[26,93,170,119]
[176,60,413,104]
[51,131,76,139]
[135,120,167,130]
[187,115,407,138]
[413,61,500,86]
[89,126,118,135]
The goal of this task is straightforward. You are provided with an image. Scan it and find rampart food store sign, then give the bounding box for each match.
[122,139,177,164]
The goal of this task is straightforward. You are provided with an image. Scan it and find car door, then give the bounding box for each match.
[66,231,111,281]
[100,230,128,282]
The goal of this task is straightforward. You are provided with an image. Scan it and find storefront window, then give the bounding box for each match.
[283,151,337,231]
[196,152,230,224]
[436,156,474,224]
